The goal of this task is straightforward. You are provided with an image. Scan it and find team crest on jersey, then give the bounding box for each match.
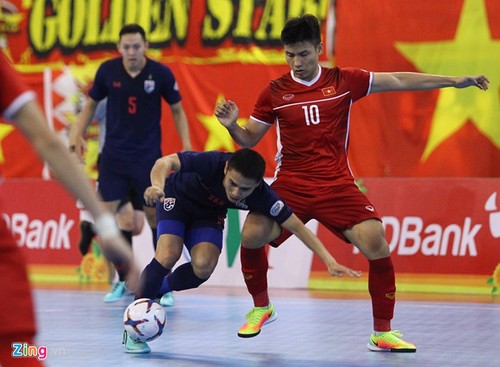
[282,94,294,101]
[321,86,336,96]
[163,198,176,211]
[144,80,155,94]
[270,200,285,216]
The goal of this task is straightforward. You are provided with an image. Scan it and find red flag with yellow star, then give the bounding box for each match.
[335,0,500,177]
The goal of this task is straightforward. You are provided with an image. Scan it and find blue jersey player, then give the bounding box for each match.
[73,24,192,303]
[122,149,361,353]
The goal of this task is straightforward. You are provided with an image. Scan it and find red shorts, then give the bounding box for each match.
[0,216,36,338]
[270,179,381,246]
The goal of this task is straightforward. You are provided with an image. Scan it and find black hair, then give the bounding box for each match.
[119,24,147,42]
[280,14,321,46]
[227,149,266,182]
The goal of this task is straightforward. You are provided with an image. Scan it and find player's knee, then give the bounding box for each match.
[362,231,390,259]
[241,213,276,249]
[372,225,389,254]
[131,214,145,235]
[191,258,217,279]
[155,245,182,269]
[241,230,268,249]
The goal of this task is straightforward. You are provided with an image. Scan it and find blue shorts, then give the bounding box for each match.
[98,153,157,205]
[156,194,225,251]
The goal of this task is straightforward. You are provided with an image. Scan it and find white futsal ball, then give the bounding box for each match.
[123,298,167,342]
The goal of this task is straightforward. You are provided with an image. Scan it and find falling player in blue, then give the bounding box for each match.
[123,149,361,353]
[73,24,191,302]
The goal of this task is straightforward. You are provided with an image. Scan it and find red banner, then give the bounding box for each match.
[3,177,498,294]
[312,178,500,276]
[0,179,81,265]
[0,0,330,178]
[335,0,500,177]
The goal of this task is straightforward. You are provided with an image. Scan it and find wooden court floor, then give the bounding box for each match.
[27,284,500,367]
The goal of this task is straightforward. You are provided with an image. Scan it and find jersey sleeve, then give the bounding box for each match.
[88,63,109,101]
[249,184,293,224]
[160,64,182,105]
[249,84,274,125]
[339,67,371,102]
[0,53,36,120]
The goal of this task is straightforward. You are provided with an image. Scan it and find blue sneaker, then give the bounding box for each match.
[103,281,126,303]
[122,330,150,354]
[159,292,175,307]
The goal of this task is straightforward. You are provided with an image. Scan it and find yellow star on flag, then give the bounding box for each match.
[197,94,247,152]
[0,123,15,163]
[395,0,500,161]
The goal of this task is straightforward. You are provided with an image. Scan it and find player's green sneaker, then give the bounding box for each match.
[367,330,417,352]
[122,330,151,354]
[237,303,278,338]
[103,281,126,303]
[159,292,175,307]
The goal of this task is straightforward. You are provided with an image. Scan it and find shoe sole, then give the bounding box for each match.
[237,311,278,338]
[367,343,416,353]
[125,348,151,354]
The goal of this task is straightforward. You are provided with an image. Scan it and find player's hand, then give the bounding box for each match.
[144,185,165,206]
[214,99,239,129]
[72,136,87,163]
[455,75,489,90]
[326,260,362,278]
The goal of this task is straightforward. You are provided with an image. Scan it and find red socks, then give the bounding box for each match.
[241,247,396,329]
[369,256,396,332]
[240,246,269,307]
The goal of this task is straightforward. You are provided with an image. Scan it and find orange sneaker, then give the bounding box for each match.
[368,330,417,352]
[237,303,278,338]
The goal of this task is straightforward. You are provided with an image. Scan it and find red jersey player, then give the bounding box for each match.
[215,14,489,352]
[0,52,139,366]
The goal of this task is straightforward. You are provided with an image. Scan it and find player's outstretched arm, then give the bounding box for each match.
[371,72,489,93]
[281,214,362,278]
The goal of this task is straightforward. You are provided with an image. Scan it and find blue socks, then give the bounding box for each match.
[136,258,169,299]
[169,263,208,291]
[138,260,208,300]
